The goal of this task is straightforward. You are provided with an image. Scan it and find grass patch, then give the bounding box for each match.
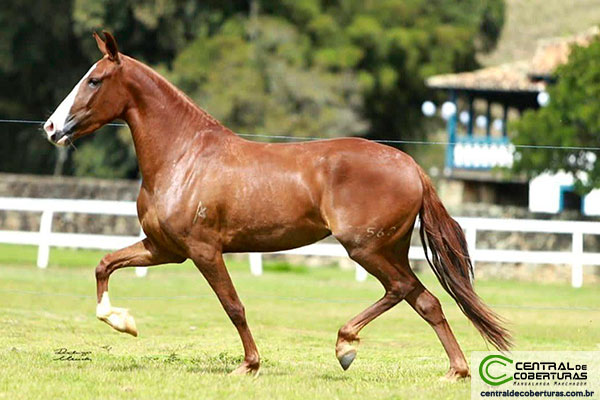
[0,244,598,399]
[263,261,310,274]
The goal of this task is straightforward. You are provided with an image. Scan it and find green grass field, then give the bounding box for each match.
[0,244,598,399]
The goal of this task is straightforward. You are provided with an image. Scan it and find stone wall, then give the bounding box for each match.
[0,173,139,200]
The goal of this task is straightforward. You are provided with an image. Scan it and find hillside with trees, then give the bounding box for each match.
[0,0,504,178]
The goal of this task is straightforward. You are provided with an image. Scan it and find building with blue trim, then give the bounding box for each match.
[426,27,600,215]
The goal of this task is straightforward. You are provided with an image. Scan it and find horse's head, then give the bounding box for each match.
[44,31,128,146]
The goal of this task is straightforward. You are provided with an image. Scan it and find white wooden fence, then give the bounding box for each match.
[0,197,599,287]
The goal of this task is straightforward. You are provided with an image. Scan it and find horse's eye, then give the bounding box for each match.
[88,78,102,88]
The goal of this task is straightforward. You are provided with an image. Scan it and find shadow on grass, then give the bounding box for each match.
[319,373,352,382]
[126,352,283,375]
[109,362,146,372]
[185,353,243,374]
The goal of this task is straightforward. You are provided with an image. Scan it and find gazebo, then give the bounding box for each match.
[427,60,545,170]
[426,27,600,212]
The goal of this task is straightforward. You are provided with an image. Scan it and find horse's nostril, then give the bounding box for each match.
[44,120,54,134]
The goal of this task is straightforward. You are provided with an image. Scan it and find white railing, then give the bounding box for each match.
[0,197,147,277]
[0,197,599,287]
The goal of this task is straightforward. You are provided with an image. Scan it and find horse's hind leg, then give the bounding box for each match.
[404,280,469,380]
[335,237,418,370]
[95,239,184,336]
[336,236,469,379]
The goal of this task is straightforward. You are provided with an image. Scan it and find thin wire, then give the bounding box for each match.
[0,119,125,127]
[1,118,599,151]
[0,288,598,312]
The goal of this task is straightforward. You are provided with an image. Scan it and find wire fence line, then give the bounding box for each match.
[1,288,597,312]
[1,121,597,312]
[1,118,600,151]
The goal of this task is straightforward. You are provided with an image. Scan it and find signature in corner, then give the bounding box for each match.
[53,347,92,362]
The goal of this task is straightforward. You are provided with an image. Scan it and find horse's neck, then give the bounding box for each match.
[122,57,234,189]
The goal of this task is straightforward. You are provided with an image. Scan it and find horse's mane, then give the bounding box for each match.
[124,55,225,130]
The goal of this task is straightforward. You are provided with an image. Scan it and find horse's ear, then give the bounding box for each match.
[102,31,120,64]
[93,32,107,56]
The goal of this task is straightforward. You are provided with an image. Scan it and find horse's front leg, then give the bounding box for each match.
[191,247,260,375]
[95,239,184,336]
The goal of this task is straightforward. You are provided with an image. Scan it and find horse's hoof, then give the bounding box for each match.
[439,367,470,382]
[338,350,356,371]
[98,308,138,337]
[336,345,357,371]
[122,312,138,337]
[229,363,260,377]
[96,293,138,337]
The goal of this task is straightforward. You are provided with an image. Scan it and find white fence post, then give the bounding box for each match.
[355,263,367,282]
[466,227,477,270]
[36,209,54,269]
[249,253,263,276]
[571,231,583,288]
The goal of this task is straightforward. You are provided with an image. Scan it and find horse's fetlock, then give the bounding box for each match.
[337,326,357,342]
[245,354,260,369]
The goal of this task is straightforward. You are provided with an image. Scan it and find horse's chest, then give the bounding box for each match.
[136,196,162,239]
[137,188,213,238]
[136,189,183,244]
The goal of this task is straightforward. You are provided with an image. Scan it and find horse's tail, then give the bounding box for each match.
[416,166,512,351]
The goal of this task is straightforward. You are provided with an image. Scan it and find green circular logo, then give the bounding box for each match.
[479,354,514,386]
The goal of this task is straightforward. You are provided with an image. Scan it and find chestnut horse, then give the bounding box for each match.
[43,32,511,379]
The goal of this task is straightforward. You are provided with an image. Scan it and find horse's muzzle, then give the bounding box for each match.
[44,117,77,146]
[50,131,71,146]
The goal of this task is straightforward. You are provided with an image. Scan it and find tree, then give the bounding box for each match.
[512,37,600,194]
[67,0,250,178]
[0,0,504,178]
[0,0,88,175]
[0,0,241,178]
[172,0,506,141]
[171,16,368,138]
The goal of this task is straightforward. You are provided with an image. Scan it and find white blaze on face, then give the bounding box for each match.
[44,63,98,140]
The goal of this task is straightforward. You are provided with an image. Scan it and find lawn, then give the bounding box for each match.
[0,244,598,399]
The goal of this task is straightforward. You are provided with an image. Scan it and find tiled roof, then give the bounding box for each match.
[427,26,599,92]
[426,61,545,92]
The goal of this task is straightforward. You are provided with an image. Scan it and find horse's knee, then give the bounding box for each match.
[414,291,445,325]
[95,257,111,281]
